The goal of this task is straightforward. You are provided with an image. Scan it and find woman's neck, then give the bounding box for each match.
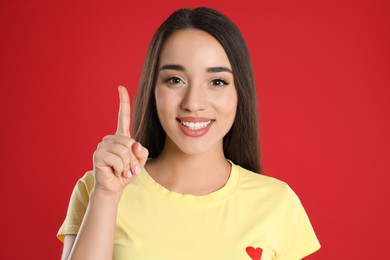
[145,143,231,196]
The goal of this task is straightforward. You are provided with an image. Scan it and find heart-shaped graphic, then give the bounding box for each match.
[246,246,263,260]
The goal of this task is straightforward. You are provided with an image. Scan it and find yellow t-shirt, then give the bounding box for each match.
[58,162,320,260]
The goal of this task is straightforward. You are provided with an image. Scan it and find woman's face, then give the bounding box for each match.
[155,29,238,156]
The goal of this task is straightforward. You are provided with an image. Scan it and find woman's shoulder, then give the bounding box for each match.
[232,162,309,214]
[233,163,288,191]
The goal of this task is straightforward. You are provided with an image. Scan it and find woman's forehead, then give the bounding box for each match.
[158,29,232,71]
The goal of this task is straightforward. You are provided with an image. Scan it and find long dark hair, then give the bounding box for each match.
[132,7,262,174]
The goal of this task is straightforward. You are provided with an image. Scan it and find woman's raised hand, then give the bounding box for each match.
[92,86,148,196]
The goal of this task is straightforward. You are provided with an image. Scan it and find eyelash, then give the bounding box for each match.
[163,76,185,85]
[163,76,229,87]
[210,79,229,87]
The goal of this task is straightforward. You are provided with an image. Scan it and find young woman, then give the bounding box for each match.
[58,7,320,260]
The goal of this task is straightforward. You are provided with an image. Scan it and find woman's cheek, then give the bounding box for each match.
[155,86,179,122]
[216,91,238,117]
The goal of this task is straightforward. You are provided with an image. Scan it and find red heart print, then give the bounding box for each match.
[246,246,263,260]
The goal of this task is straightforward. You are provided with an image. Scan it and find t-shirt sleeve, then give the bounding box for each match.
[277,184,321,260]
[56,171,94,242]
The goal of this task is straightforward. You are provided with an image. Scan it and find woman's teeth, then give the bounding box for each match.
[180,120,212,130]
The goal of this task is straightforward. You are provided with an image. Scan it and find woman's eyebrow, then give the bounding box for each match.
[159,64,232,74]
[206,66,232,74]
[159,64,184,71]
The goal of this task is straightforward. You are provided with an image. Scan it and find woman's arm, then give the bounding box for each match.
[62,235,76,260]
[62,86,148,260]
[67,190,122,260]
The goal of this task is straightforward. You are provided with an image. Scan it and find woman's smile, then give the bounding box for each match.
[177,117,215,137]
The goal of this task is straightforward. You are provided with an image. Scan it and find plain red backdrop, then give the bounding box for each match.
[1,0,389,259]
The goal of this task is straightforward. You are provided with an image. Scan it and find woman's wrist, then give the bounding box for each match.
[90,187,123,205]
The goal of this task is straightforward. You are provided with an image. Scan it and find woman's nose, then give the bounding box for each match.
[180,85,207,112]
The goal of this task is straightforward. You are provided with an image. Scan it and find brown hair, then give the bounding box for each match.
[132,7,262,173]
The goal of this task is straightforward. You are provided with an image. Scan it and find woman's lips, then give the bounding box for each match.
[176,117,214,137]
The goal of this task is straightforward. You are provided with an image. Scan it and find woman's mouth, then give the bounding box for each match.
[179,120,212,130]
[176,118,214,137]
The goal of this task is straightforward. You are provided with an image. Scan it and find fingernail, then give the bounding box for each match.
[135,166,141,175]
[126,170,132,179]
[137,144,143,154]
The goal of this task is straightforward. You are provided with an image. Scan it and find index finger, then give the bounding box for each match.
[116,85,131,137]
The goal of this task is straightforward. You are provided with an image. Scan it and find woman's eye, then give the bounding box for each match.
[164,77,184,84]
[211,79,229,87]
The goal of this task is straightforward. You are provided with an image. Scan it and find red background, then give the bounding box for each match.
[1,0,389,259]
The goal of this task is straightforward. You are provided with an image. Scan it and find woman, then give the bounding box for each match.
[58,7,320,260]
